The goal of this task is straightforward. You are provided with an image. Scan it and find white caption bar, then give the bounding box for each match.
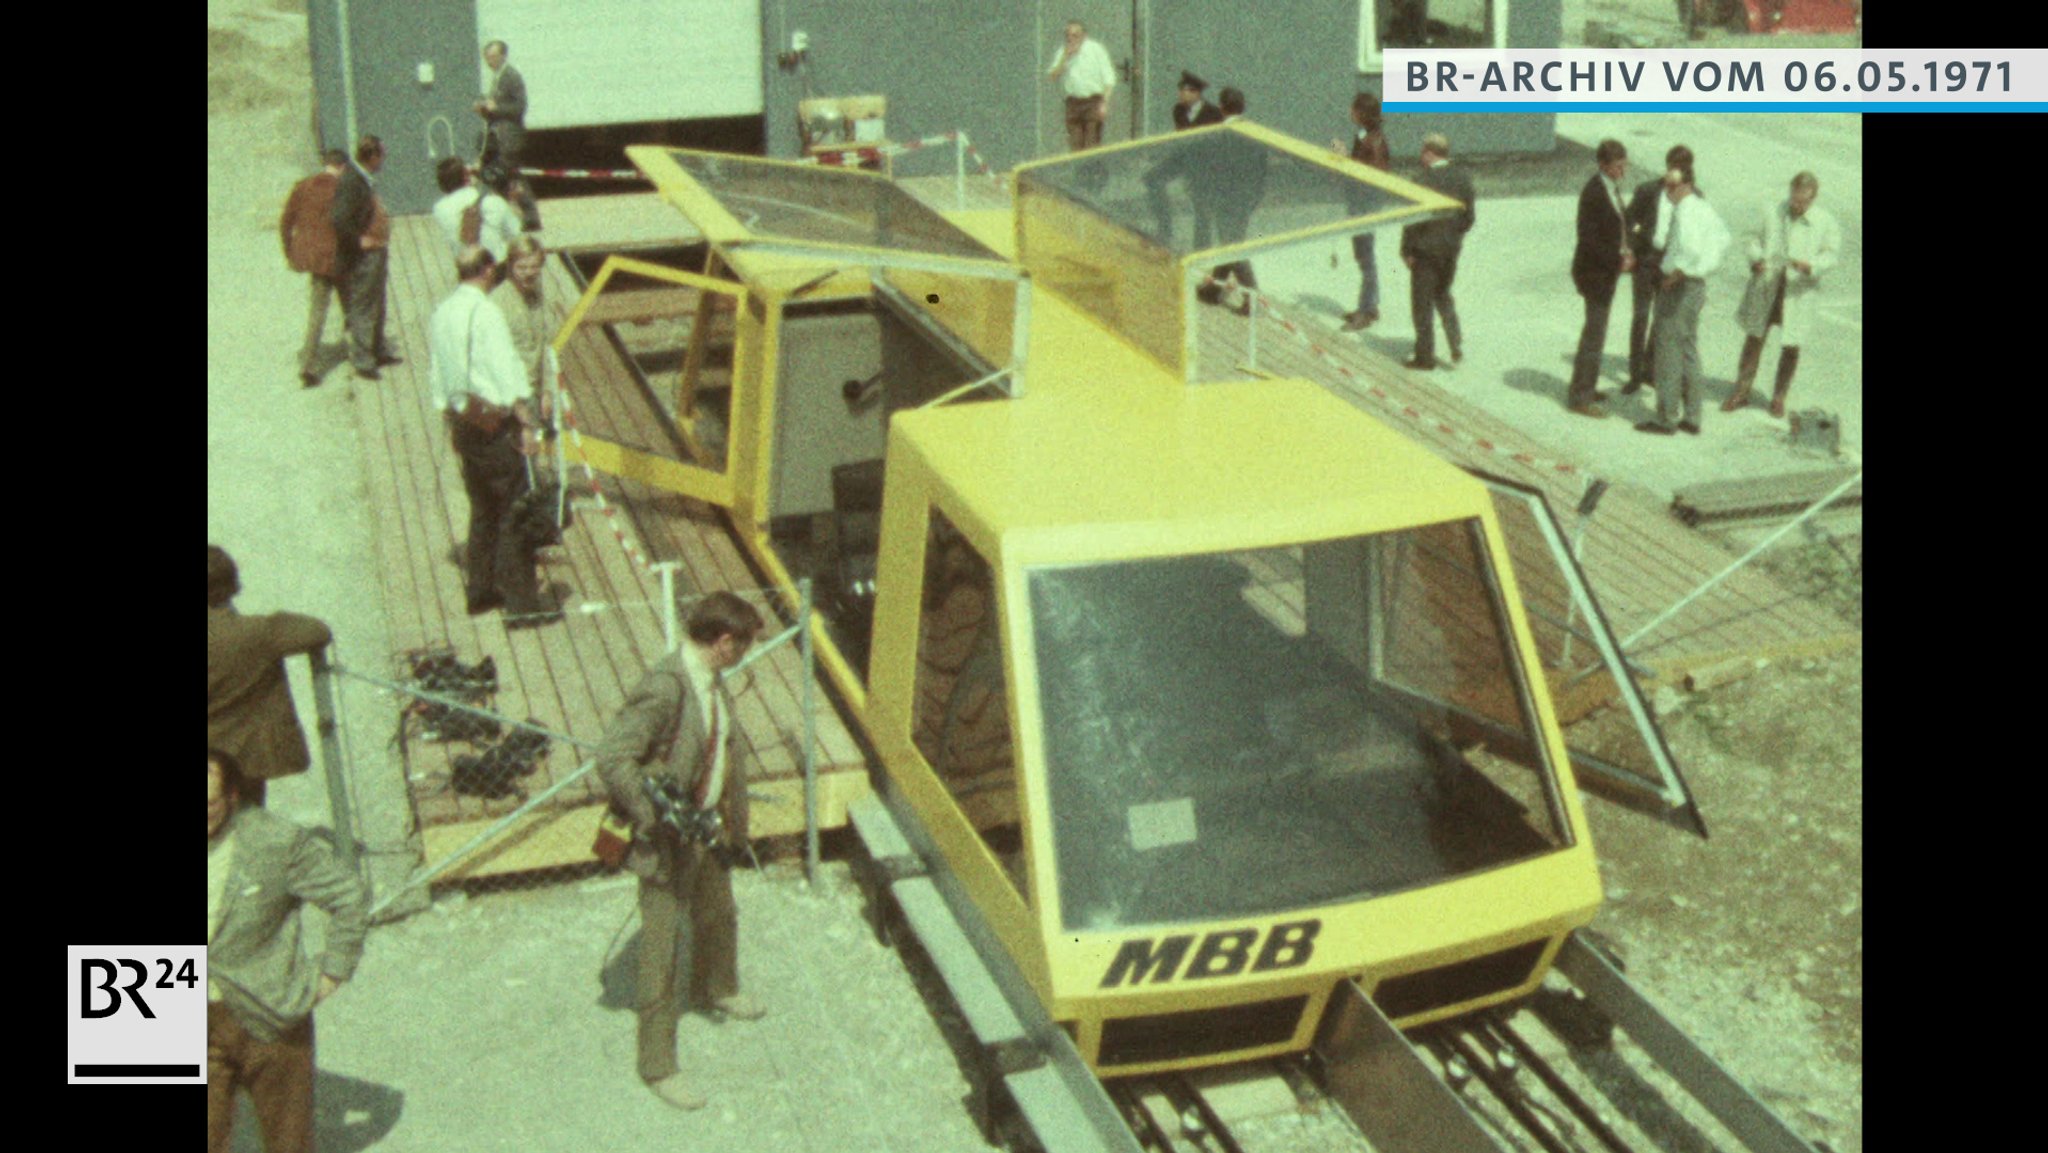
[1384,49,2048,110]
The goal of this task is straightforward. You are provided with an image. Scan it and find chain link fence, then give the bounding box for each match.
[308,580,829,920]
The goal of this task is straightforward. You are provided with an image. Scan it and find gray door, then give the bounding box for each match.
[1037,0,1141,158]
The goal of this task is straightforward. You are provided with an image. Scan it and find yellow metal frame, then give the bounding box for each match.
[552,254,750,508]
[571,131,1605,1076]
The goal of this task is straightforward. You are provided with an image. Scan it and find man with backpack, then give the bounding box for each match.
[431,157,522,264]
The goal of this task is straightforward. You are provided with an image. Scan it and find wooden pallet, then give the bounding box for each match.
[1671,468,1862,527]
[350,216,869,882]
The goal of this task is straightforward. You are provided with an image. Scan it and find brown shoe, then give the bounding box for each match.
[1567,403,1609,419]
[1341,312,1377,333]
[1720,388,1753,413]
[647,1074,706,1111]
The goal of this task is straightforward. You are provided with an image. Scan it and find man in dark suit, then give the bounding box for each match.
[597,592,766,1111]
[1401,133,1475,370]
[330,134,401,381]
[475,39,528,170]
[1624,144,1693,394]
[208,749,369,1153]
[207,546,333,807]
[1144,71,1225,249]
[1566,139,1632,417]
[1171,70,1223,130]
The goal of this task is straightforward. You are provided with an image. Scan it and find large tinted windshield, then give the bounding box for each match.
[1031,523,1569,933]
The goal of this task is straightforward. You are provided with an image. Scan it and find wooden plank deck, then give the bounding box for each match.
[1194,305,1861,685]
[350,215,869,882]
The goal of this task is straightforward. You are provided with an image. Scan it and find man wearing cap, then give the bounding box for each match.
[1144,71,1224,249]
[1171,70,1222,130]
[1046,20,1116,152]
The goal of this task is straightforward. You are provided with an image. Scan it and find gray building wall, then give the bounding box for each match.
[309,0,1563,213]
[1151,0,1559,160]
[760,0,1044,175]
[308,0,481,214]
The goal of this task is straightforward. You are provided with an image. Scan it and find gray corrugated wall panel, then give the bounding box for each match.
[307,0,349,156]
[1145,0,1358,147]
[762,0,1041,174]
[326,0,482,215]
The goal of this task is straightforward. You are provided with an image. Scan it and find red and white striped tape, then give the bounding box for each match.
[1243,288,1586,478]
[553,379,657,573]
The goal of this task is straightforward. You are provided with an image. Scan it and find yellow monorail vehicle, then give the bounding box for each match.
[556,124,1690,1075]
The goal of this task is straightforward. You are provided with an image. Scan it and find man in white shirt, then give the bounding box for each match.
[1638,162,1731,436]
[431,158,523,264]
[429,245,557,624]
[1046,20,1116,151]
[1725,171,1842,418]
[595,592,766,1111]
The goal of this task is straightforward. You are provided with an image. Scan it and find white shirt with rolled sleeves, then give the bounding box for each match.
[1049,36,1116,99]
[429,282,533,413]
[1664,192,1731,281]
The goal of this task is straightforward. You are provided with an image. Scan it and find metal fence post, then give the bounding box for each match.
[308,648,362,878]
[799,578,821,886]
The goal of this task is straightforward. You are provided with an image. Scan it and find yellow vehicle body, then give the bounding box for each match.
[562,134,1603,1075]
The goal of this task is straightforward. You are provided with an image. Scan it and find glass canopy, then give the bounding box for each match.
[1011,121,1462,383]
[1018,122,1444,257]
[655,149,1009,267]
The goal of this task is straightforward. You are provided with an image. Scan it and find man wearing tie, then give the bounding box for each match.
[596,592,767,1111]
[1566,140,1632,417]
[474,40,528,170]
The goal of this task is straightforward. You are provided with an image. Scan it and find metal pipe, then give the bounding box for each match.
[799,578,820,885]
[308,648,362,878]
[1622,469,1863,651]
[368,758,600,919]
[335,665,603,751]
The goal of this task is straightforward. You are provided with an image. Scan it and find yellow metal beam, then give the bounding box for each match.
[569,434,734,507]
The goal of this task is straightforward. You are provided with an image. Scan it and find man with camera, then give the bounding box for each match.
[595,592,766,1111]
[428,245,559,627]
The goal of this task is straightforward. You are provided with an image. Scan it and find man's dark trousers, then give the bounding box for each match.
[338,249,392,373]
[1410,251,1462,363]
[451,419,541,612]
[207,1003,315,1153]
[636,841,739,1082]
[1627,264,1660,386]
[1569,286,1617,406]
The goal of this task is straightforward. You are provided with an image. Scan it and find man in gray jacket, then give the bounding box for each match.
[475,40,528,170]
[207,749,369,1153]
[597,591,766,1111]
